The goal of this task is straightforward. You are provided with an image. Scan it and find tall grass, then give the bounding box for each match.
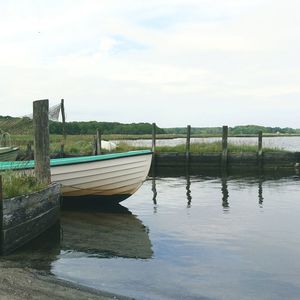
[1,171,47,199]
[11,134,285,157]
[160,142,283,153]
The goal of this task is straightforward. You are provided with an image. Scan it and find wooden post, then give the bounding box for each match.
[93,136,97,155]
[152,123,156,153]
[61,99,66,142]
[0,174,2,252]
[33,99,51,184]
[258,131,263,167]
[222,125,228,168]
[60,144,64,158]
[96,129,102,155]
[0,174,2,206]
[186,125,191,160]
[26,143,32,158]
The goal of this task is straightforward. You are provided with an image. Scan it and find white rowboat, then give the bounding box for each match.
[0,150,152,203]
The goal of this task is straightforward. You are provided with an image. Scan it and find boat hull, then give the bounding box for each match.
[52,153,152,200]
[0,150,152,202]
[0,147,19,161]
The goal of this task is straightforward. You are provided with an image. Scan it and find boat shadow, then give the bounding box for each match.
[61,202,153,259]
[1,202,153,271]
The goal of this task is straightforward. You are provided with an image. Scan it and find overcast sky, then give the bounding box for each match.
[0,0,299,128]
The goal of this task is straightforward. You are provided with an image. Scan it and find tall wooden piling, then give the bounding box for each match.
[61,99,66,142]
[258,131,263,166]
[60,144,65,158]
[186,125,191,160]
[152,123,156,153]
[222,126,228,168]
[26,142,33,159]
[0,175,2,247]
[0,175,2,210]
[33,99,51,184]
[96,129,102,155]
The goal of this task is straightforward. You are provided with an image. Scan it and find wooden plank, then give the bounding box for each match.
[96,129,102,155]
[33,100,51,184]
[258,130,263,166]
[1,183,61,255]
[222,125,228,168]
[152,123,156,153]
[61,98,66,141]
[186,125,191,160]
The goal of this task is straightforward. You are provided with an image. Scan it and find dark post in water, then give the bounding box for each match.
[33,99,51,184]
[152,123,156,153]
[186,125,191,160]
[258,130,263,166]
[222,125,228,168]
[96,128,102,155]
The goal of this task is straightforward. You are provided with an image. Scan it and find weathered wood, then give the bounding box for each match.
[152,123,156,153]
[0,175,2,205]
[222,126,228,168]
[1,183,61,255]
[33,99,51,184]
[93,136,97,155]
[61,99,66,141]
[186,125,191,160]
[258,131,263,166]
[26,143,32,159]
[0,175,2,250]
[60,144,64,158]
[151,152,300,172]
[96,129,102,155]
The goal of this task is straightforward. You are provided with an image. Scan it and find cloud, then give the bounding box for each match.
[0,0,300,127]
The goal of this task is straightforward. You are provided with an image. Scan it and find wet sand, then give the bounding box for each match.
[0,264,132,300]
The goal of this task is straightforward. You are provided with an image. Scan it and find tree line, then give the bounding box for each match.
[164,125,300,135]
[50,121,165,135]
[0,115,299,136]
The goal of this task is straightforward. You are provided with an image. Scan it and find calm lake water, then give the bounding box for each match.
[115,136,300,151]
[4,171,300,300]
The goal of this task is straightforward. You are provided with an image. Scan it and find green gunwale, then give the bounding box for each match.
[0,150,152,170]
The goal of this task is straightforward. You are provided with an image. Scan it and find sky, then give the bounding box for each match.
[0,0,300,128]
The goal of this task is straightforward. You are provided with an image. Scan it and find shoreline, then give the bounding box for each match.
[0,264,132,300]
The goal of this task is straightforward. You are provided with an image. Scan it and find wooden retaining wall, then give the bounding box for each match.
[1,183,61,255]
[152,152,300,172]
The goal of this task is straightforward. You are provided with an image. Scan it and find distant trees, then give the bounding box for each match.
[0,115,298,136]
[49,121,165,135]
[164,125,297,135]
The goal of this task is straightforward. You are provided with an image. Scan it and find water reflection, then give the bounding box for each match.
[258,177,264,207]
[221,175,230,211]
[149,169,300,210]
[1,204,153,271]
[152,177,157,206]
[61,204,153,259]
[186,173,192,208]
[0,222,61,271]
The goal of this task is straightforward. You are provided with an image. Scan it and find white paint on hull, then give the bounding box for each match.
[51,153,152,197]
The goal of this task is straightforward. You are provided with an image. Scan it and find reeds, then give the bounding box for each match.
[1,171,47,199]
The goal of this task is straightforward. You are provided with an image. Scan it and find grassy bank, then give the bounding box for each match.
[9,134,286,158]
[1,171,47,199]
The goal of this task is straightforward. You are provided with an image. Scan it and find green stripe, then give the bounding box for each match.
[0,150,152,171]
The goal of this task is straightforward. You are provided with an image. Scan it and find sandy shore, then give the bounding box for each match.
[0,266,133,300]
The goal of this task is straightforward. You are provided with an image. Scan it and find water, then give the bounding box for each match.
[114,136,300,151]
[4,171,300,299]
